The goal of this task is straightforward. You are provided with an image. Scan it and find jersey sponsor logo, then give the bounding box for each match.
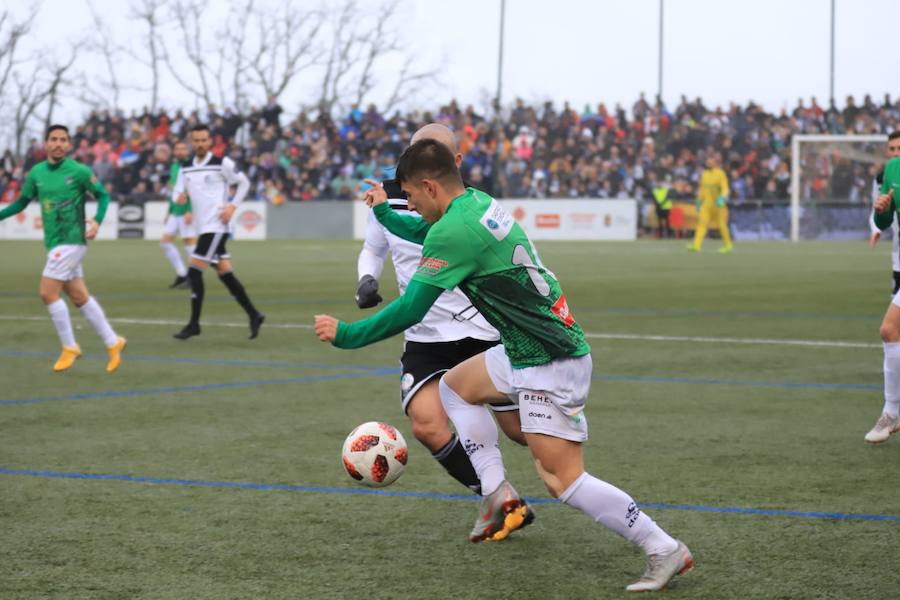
[550,294,576,327]
[65,177,74,186]
[479,199,514,241]
[417,256,448,275]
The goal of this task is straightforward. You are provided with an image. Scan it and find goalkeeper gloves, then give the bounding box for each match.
[715,195,727,208]
[355,274,382,309]
[695,199,702,211]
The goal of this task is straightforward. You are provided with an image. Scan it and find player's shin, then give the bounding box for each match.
[47,298,77,348]
[161,241,187,277]
[438,377,504,495]
[218,271,259,317]
[431,433,482,495]
[560,472,677,556]
[79,297,118,347]
[188,266,205,325]
[883,342,900,417]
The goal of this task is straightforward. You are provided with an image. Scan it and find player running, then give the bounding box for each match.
[171,124,264,341]
[161,141,197,289]
[355,124,531,538]
[0,125,126,373]
[316,139,692,592]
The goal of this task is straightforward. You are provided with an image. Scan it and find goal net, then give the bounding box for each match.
[789,134,887,241]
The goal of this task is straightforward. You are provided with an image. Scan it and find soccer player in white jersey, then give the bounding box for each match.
[865,130,900,443]
[171,124,264,340]
[160,141,196,289]
[356,125,532,536]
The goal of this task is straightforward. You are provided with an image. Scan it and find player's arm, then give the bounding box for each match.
[715,170,729,207]
[221,157,250,223]
[0,181,35,220]
[875,161,898,230]
[372,201,430,245]
[318,279,444,348]
[356,211,389,309]
[88,173,110,224]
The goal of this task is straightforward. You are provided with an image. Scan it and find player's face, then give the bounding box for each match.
[174,143,189,161]
[887,139,900,159]
[190,131,212,157]
[402,179,440,224]
[45,130,71,162]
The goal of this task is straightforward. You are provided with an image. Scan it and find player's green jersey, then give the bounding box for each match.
[167,161,191,216]
[382,188,590,368]
[0,158,109,250]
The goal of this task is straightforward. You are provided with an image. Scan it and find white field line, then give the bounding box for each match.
[0,315,881,349]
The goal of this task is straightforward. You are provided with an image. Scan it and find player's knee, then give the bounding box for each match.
[881,323,900,342]
[409,414,450,450]
[39,290,59,305]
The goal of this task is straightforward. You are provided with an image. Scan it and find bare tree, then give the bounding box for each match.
[84,1,123,109]
[42,43,84,131]
[162,0,215,107]
[0,7,37,102]
[128,0,167,112]
[11,70,51,156]
[246,0,324,101]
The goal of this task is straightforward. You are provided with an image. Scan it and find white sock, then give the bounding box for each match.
[439,377,506,495]
[47,299,77,348]
[79,296,118,347]
[883,342,900,418]
[161,241,187,277]
[560,472,678,556]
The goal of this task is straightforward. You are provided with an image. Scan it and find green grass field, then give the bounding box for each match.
[1,239,898,599]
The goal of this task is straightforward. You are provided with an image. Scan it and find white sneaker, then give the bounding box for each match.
[864,413,900,444]
[626,540,694,592]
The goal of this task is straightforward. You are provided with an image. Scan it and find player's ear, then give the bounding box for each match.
[423,179,438,199]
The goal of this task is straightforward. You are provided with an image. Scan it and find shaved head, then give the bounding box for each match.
[411,123,458,154]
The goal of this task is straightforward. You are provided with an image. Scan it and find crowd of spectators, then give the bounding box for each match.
[2,93,898,206]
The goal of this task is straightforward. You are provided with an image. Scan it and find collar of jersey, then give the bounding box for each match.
[447,187,475,213]
[47,158,67,171]
[192,153,213,167]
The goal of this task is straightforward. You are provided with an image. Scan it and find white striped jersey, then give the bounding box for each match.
[172,153,250,235]
[359,198,500,344]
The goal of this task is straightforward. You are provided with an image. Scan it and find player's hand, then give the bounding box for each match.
[176,193,188,205]
[869,231,881,248]
[220,203,236,224]
[363,179,388,207]
[355,274,382,309]
[875,189,894,214]
[85,218,99,240]
[184,212,193,226]
[715,195,727,208]
[314,314,339,342]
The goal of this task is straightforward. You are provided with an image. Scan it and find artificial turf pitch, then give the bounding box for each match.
[1,239,898,599]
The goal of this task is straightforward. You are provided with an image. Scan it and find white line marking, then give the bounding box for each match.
[0,315,879,348]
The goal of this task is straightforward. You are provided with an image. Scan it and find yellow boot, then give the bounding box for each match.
[106,336,127,373]
[53,345,82,372]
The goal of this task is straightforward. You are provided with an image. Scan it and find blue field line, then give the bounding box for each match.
[0,349,393,372]
[1,467,897,523]
[596,374,880,392]
[0,370,397,406]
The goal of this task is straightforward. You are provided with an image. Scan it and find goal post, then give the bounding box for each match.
[790,134,887,242]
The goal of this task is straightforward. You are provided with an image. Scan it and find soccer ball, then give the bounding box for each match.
[341,421,408,487]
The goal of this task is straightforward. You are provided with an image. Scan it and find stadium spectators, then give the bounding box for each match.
[1,95,898,204]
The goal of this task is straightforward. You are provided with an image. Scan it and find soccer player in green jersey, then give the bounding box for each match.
[315,138,692,592]
[868,155,900,443]
[0,125,126,373]
[161,141,196,289]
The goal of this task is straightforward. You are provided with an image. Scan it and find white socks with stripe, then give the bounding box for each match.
[47,299,77,348]
[79,297,118,347]
[883,342,900,418]
[439,377,506,496]
[161,241,187,277]
[560,472,678,556]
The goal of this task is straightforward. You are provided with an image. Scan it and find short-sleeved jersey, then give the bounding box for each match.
[411,188,590,368]
[172,154,245,234]
[17,159,100,250]
[875,157,900,232]
[698,167,729,205]
[168,161,191,216]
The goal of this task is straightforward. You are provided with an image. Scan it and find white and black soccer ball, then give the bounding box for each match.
[341,421,408,487]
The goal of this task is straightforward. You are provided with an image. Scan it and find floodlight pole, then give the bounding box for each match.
[829,0,835,106]
[496,0,506,111]
[657,0,664,101]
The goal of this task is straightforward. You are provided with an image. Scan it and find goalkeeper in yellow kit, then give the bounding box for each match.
[688,153,734,253]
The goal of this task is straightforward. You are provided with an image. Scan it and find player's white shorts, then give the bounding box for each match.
[484,344,591,442]
[162,214,196,239]
[42,244,86,281]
